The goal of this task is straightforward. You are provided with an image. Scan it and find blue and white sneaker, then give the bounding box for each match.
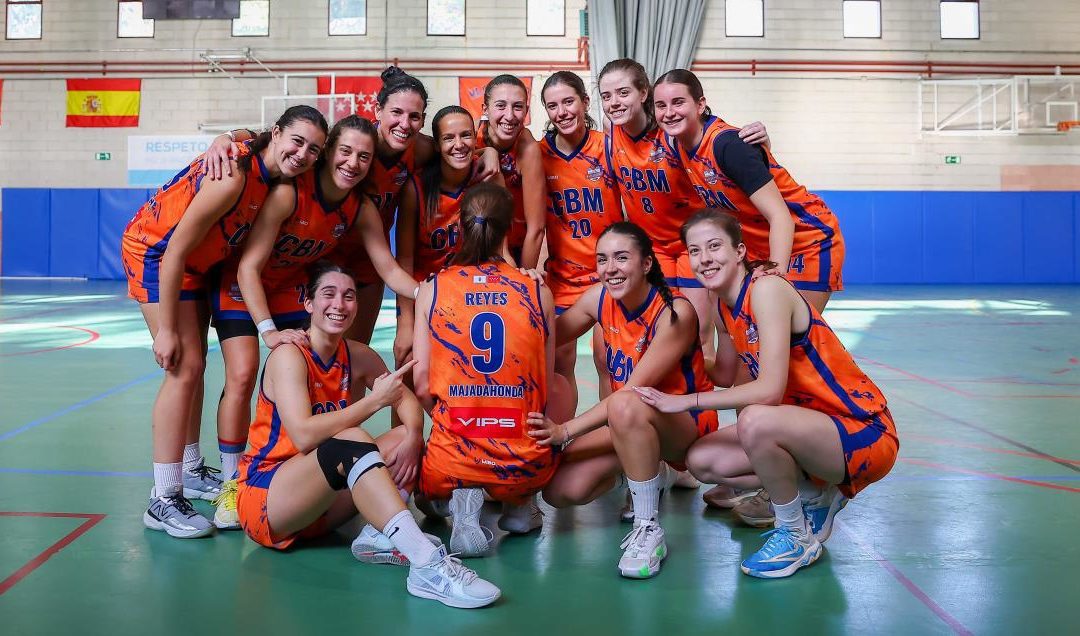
[740,527,822,579]
[406,545,501,608]
[182,459,224,501]
[804,486,848,543]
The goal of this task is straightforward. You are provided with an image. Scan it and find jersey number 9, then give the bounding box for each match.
[470,312,505,374]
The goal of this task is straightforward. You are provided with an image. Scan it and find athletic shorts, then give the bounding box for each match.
[549,277,595,314]
[418,438,561,507]
[121,240,206,304]
[236,480,331,550]
[828,407,898,499]
[655,249,704,289]
[783,236,845,293]
[208,269,309,340]
[328,236,381,286]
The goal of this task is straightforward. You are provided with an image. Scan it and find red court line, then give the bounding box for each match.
[0,325,100,357]
[0,297,120,324]
[901,458,1080,494]
[854,356,973,397]
[837,523,973,636]
[0,512,106,596]
[904,433,1080,466]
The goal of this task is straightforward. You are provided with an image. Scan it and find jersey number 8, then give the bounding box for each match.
[470,312,505,374]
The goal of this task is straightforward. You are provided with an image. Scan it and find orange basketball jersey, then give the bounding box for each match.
[212,169,363,322]
[477,122,528,251]
[669,116,844,291]
[606,124,697,259]
[540,129,622,307]
[424,262,554,490]
[238,340,352,489]
[121,141,272,302]
[597,286,718,436]
[333,141,416,283]
[412,176,469,281]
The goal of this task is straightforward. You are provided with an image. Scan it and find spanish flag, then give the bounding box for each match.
[66,79,141,127]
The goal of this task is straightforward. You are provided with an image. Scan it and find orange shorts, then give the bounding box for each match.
[329,235,382,285]
[828,407,898,499]
[121,237,206,304]
[654,249,703,289]
[665,408,719,472]
[549,277,596,314]
[236,479,331,550]
[209,267,309,326]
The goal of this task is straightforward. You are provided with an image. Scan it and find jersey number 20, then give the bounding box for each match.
[470,312,505,373]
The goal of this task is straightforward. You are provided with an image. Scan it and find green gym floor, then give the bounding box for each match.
[1,279,1077,635]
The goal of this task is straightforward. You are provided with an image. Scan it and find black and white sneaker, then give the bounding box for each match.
[144,488,215,539]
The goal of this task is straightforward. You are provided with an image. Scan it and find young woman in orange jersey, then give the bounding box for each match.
[209,116,424,530]
[475,75,546,268]
[413,183,561,558]
[635,210,898,579]
[527,222,717,580]
[393,106,506,367]
[122,106,327,538]
[653,69,845,315]
[539,71,621,418]
[235,261,500,608]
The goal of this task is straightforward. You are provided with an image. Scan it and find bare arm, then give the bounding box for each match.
[552,284,603,347]
[749,181,795,274]
[394,178,420,367]
[355,195,419,298]
[516,132,547,269]
[411,280,435,412]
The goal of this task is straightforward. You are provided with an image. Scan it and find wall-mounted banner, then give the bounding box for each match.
[127,135,214,186]
[459,76,533,126]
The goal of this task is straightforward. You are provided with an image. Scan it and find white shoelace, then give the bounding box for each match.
[620,523,656,555]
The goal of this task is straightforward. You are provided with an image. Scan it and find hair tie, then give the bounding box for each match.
[473,217,486,226]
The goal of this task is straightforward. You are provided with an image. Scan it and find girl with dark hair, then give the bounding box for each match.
[635,210,897,579]
[122,105,327,538]
[412,183,561,557]
[208,115,423,529]
[527,221,717,580]
[475,74,547,268]
[539,70,621,419]
[235,261,500,608]
[653,69,845,315]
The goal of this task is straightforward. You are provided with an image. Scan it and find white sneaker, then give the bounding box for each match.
[673,470,701,489]
[351,523,444,566]
[416,496,450,519]
[406,545,501,609]
[618,520,667,579]
[449,488,493,557]
[498,497,543,534]
[143,487,215,539]
[211,479,240,530]
[182,460,224,501]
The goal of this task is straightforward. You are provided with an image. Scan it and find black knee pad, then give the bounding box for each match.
[315,438,385,491]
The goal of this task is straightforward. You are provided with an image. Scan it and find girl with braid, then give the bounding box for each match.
[527,221,717,580]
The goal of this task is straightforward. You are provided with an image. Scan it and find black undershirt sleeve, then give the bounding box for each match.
[711,130,773,197]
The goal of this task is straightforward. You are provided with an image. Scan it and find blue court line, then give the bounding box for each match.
[0,467,152,478]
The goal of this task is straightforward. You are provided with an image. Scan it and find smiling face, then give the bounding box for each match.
[270,120,326,177]
[435,112,476,172]
[543,82,589,139]
[375,90,426,154]
[596,231,652,302]
[599,69,648,128]
[484,83,528,146]
[324,128,374,191]
[653,81,706,141]
[304,271,357,335]
[684,219,746,294]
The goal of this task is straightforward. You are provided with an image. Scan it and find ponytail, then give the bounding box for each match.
[452,183,513,266]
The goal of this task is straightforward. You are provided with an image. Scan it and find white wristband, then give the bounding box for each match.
[256,319,277,335]
[226,130,237,142]
[412,285,420,300]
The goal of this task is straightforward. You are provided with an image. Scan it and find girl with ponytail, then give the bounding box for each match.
[526,221,718,581]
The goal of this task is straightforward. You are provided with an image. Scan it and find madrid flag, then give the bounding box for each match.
[316,76,382,121]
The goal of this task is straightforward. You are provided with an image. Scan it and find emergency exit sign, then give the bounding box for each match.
[944,155,961,165]
[96,152,112,160]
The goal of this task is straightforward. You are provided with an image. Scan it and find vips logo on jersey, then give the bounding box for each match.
[448,406,522,439]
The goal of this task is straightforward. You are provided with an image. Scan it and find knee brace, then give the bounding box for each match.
[315,438,385,491]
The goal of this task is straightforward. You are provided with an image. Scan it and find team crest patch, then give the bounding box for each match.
[703,167,719,185]
[634,335,647,353]
[586,164,603,182]
[341,372,350,392]
[331,223,346,238]
[648,145,665,163]
[393,170,409,186]
[746,323,759,344]
[228,283,243,302]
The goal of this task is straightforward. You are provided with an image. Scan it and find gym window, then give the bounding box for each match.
[726,0,764,38]
[232,0,269,37]
[527,0,564,37]
[118,1,154,38]
[940,1,979,39]
[843,1,880,39]
[329,0,365,36]
[427,0,465,36]
[6,0,42,40]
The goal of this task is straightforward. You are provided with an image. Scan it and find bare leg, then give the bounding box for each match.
[797,289,832,315]
[542,426,621,508]
[554,340,579,416]
[215,334,260,455]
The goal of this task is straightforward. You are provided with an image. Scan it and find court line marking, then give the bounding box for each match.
[0,325,100,357]
[0,296,123,324]
[903,432,1080,466]
[901,458,1080,494]
[0,468,153,478]
[0,512,106,596]
[836,522,973,636]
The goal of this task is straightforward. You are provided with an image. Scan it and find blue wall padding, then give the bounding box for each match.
[3,188,1079,283]
[1,189,51,277]
[49,189,100,278]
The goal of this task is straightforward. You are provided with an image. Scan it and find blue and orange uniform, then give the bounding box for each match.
[236,339,352,549]
[597,286,718,437]
[668,116,845,292]
[720,274,898,497]
[476,121,528,255]
[211,169,363,329]
[419,261,556,505]
[411,176,468,282]
[331,143,416,284]
[121,141,273,303]
[606,124,701,287]
[540,129,622,311]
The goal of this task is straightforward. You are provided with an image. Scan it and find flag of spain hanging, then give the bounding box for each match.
[66,79,141,127]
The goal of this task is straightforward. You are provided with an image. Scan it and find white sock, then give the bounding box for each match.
[382,509,438,566]
[182,443,202,472]
[773,494,810,537]
[220,452,242,481]
[153,462,183,497]
[627,472,662,523]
